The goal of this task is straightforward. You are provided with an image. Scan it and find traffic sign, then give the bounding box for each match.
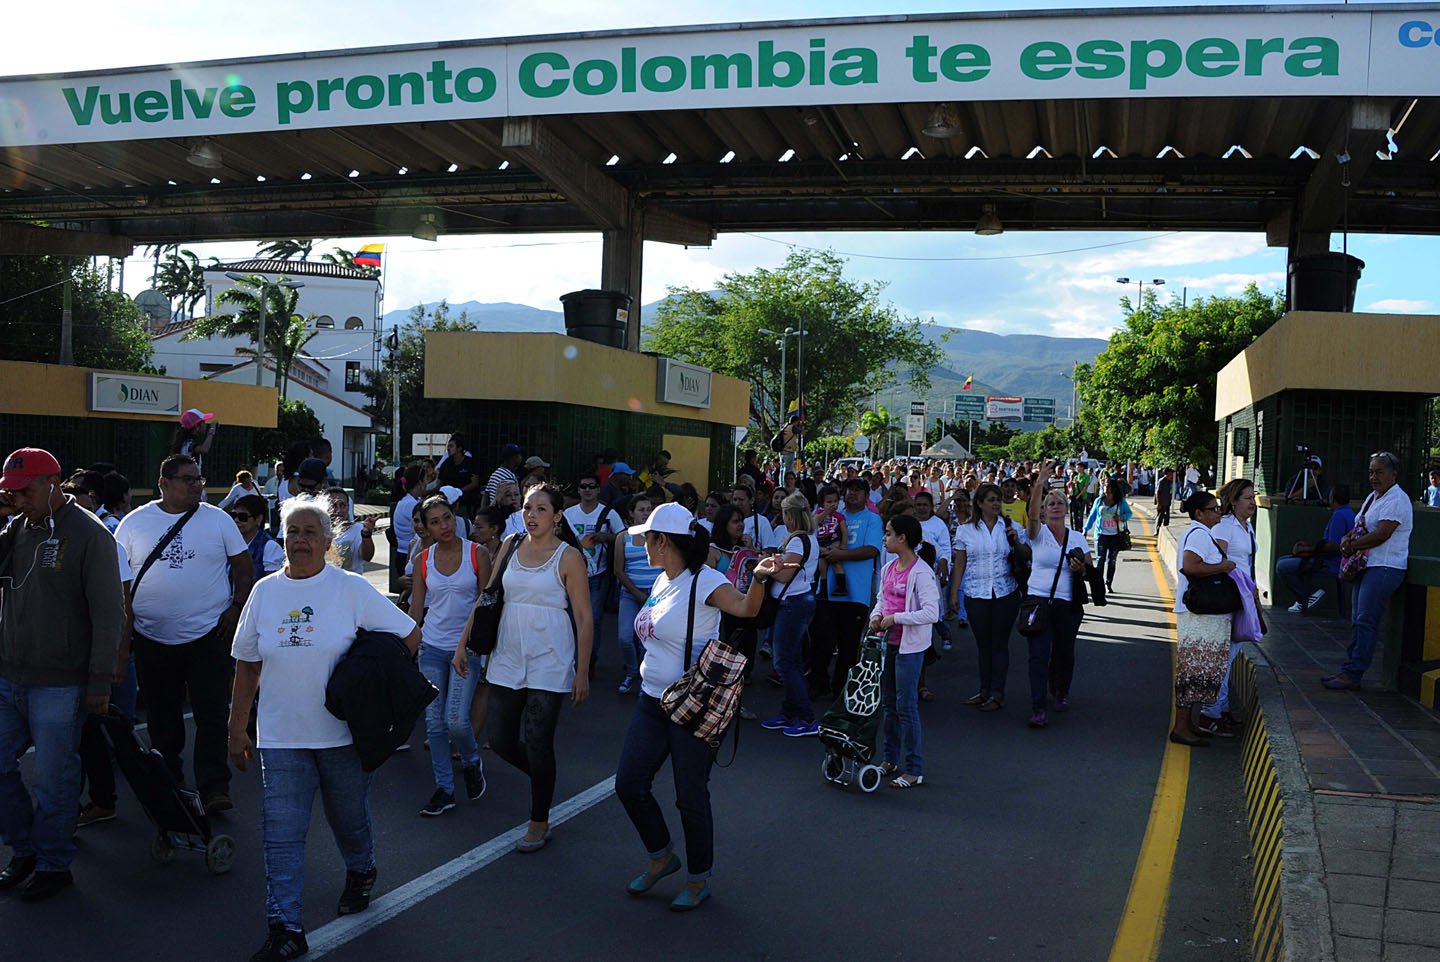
[904,414,926,442]
[953,394,985,420]
[1022,396,1057,423]
[733,426,748,445]
[854,434,871,453]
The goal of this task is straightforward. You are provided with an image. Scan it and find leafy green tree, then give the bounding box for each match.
[803,435,856,463]
[252,399,325,466]
[359,301,477,460]
[1077,284,1284,465]
[154,248,216,319]
[0,256,153,371]
[183,274,318,399]
[257,238,316,261]
[859,406,900,459]
[322,246,380,279]
[645,251,945,440]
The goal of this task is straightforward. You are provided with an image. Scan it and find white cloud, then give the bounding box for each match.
[1067,232,1271,275]
[1364,298,1433,314]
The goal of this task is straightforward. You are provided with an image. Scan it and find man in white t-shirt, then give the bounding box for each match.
[729,484,776,549]
[565,472,623,676]
[114,454,251,814]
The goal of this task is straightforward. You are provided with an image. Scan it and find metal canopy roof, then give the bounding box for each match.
[1,6,1436,250]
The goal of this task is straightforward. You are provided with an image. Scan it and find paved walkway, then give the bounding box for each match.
[1142,501,1440,961]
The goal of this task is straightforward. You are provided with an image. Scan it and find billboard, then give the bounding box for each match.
[985,395,1024,421]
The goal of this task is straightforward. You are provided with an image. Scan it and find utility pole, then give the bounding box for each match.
[388,327,402,464]
[58,279,73,365]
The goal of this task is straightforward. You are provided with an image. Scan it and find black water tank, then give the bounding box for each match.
[1287,253,1365,312]
[560,289,631,348]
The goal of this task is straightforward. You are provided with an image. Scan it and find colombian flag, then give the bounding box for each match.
[963,376,974,390]
[354,244,383,269]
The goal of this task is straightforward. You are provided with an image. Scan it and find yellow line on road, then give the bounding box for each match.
[1106,513,1191,962]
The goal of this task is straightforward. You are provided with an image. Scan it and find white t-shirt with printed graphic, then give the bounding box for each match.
[635,566,730,699]
[232,565,416,749]
[564,502,622,577]
[115,501,248,645]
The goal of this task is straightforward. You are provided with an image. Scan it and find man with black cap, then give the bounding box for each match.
[114,454,252,815]
[483,443,524,508]
[0,447,124,900]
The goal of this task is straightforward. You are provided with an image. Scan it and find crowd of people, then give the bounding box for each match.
[0,425,1422,960]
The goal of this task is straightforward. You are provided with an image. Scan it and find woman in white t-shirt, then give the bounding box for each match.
[409,495,491,817]
[1171,490,1236,745]
[615,502,782,913]
[219,469,261,510]
[1023,465,1094,730]
[227,496,418,961]
[1198,479,1258,736]
[763,492,821,736]
[1325,452,1414,690]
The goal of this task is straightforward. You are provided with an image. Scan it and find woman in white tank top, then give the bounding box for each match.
[409,496,491,816]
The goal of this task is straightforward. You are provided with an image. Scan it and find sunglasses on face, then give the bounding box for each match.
[578,483,598,490]
[230,512,252,521]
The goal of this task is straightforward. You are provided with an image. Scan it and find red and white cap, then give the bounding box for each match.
[0,448,62,490]
[180,408,215,430]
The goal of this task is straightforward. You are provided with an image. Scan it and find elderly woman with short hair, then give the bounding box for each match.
[228,496,420,962]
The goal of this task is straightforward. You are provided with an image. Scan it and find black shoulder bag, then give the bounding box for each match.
[1016,531,1067,638]
[466,534,524,655]
[1181,529,1243,615]
[1002,517,1031,593]
[753,534,812,629]
[129,506,200,600]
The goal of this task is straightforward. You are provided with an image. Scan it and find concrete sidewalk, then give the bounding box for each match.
[1139,501,1440,962]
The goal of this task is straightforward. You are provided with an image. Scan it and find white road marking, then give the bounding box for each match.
[306,775,617,959]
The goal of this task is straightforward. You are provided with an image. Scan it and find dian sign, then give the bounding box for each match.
[88,373,182,417]
[656,357,713,409]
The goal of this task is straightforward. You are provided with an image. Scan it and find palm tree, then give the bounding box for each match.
[322,246,380,279]
[155,248,216,320]
[184,274,316,398]
[859,406,899,459]
[257,238,316,261]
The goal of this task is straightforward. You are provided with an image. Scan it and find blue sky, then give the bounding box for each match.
[6,0,1433,337]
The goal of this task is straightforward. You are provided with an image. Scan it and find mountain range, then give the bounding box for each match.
[382,300,1107,424]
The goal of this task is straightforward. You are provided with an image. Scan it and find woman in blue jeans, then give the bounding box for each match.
[760,493,821,737]
[870,514,940,789]
[229,496,419,962]
[409,496,491,816]
[1324,453,1413,690]
[617,503,781,911]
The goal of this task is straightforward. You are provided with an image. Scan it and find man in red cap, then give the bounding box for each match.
[0,447,124,900]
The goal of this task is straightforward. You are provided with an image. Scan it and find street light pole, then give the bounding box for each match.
[1116,276,1166,305]
[759,326,798,431]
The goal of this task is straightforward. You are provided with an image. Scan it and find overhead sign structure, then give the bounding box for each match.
[1,10,1427,149]
[412,433,449,457]
[904,414,927,443]
[1023,397,1057,423]
[88,373,182,417]
[954,394,986,420]
[656,357,713,409]
[985,395,1025,422]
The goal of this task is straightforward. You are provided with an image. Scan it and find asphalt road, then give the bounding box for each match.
[1,529,1251,962]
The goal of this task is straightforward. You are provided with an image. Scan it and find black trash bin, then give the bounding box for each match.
[1287,253,1365,312]
[560,289,631,348]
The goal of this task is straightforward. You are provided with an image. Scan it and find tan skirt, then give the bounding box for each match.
[1175,611,1231,707]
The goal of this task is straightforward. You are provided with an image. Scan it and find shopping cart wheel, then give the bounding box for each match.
[205,834,237,875]
[822,753,845,784]
[150,834,176,864]
[858,765,883,793]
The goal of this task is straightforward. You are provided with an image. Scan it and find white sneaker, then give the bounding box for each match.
[1287,601,1304,614]
[1308,589,1326,607]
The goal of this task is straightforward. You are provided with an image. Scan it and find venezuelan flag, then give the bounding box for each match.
[354,244,383,269]
[963,376,974,390]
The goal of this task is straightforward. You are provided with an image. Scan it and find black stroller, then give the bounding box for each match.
[99,710,236,874]
[818,632,886,793]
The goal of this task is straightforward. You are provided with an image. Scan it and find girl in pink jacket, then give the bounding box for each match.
[868,515,940,789]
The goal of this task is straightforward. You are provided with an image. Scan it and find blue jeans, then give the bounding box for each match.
[260,746,374,932]
[1027,601,1084,710]
[881,648,925,776]
[1095,534,1122,586]
[615,695,716,881]
[588,572,610,670]
[418,644,482,793]
[618,590,646,681]
[772,591,817,722]
[1341,566,1406,681]
[0,678,86,872]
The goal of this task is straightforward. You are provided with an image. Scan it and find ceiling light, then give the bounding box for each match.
[922,103,962,139]
[902,147,924,161]
[975,204,1004,236]
[801,108,820,127]
[186,139,224,169]
[447,163,459,173]
[412,212,439,242]
[720,150,735,164]
[778,149,795,162]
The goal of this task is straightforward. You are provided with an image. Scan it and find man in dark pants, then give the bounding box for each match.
[812,478,883,697]
[0,448,124,900]
[1154,467,1175,528]
[114,455,252,815]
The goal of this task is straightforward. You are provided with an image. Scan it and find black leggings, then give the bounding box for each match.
[487,685,565,822]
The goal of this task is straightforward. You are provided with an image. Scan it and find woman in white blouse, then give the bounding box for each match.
[1171,490,1235,746]
[1197,479,1257,737]
[949,482,1029,712]
[1023,467,1093,729]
